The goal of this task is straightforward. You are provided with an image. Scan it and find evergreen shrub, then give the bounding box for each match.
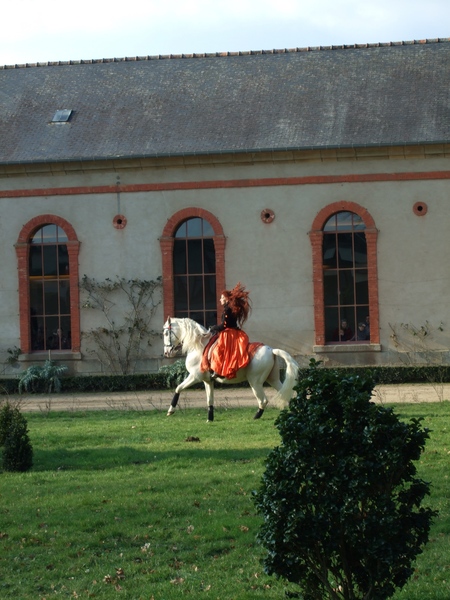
[0,363,449,396]
[159,359,189,388]
[0,403,33,472]
[254,359,437,600]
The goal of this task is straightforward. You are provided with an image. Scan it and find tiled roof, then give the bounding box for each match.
[0,39,449,164]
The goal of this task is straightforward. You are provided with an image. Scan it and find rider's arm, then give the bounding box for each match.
[210,308,238,333]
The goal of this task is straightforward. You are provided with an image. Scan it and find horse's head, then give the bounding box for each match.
[163,317,183,358]
[163,317,210,357]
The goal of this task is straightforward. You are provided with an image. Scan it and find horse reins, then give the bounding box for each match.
[164,320,183,354]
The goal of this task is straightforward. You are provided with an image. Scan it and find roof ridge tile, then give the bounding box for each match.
[1,38,449,70]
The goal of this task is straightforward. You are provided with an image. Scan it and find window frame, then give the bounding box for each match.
[310,201,380,349]
[322,211,369,343]
[16,215,81,354]
[160,208,226,324]
[172,218,217,326]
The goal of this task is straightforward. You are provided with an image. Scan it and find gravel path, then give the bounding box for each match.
[6,382,449,413]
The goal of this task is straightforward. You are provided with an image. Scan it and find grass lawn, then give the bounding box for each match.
[0,401,449,599]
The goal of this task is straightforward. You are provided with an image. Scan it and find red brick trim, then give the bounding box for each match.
[160,208,226,322]
[15,215,81,353]
[1,170,450,198]
[310,202,379,346]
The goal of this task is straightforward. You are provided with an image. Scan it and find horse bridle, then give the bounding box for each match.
[163,317,183,354]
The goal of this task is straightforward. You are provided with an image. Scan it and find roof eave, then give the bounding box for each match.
[1,140,449,167]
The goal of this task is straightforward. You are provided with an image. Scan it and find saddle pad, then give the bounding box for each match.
[248,342,264,360]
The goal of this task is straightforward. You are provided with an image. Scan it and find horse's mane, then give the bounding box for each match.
[178,318,209,354]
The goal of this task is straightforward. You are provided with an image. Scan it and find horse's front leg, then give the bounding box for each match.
[167,372,201,416]
[204,380,215,422]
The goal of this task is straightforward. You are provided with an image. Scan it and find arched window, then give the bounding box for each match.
[323,212,369,342]
[160,208,226,328]
[310,202,379,348]
[16,215,81,354]
[173,217,217,327]
[29,225,71,350]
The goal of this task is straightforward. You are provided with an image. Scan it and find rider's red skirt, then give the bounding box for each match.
[209,329,250,379]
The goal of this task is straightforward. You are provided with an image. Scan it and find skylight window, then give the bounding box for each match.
[51,109,73,123]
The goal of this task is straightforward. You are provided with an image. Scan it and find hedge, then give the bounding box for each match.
[1,364,450,395]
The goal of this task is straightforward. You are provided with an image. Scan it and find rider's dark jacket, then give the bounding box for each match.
[210,306,239,333]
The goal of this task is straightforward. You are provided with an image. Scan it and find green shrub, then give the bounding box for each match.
[0,363,449,397]
[254,359,437,600]
[0,402,12,446]
[62,372,167,393]
[0,403,33,472]
[158,359,189,388]
[18,359,68,394]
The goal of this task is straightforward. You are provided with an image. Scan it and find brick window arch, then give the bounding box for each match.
[16,215,80,354]
[310,202,379,347]
[160,208,226,326]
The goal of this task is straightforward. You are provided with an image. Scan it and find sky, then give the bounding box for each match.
[2,0,449,66]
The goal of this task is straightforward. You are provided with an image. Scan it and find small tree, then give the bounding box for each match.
[0,403,33,472]
[254,360,436,600]
[80,275,162,375]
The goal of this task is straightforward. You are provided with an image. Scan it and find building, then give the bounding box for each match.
[1,38,449,374]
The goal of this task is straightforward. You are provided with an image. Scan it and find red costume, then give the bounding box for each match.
[202,283,251,379]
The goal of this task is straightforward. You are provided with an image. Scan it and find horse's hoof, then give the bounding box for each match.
[167,410,175,417]
[254,409,264,420]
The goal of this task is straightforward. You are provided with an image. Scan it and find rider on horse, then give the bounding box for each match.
[202,282,251,380]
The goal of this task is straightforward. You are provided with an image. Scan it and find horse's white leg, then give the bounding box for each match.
[266,365,283,392]
[167,372,201,416]
[204,380,215,422]
[246,349,275,419]
[249,381,270,420]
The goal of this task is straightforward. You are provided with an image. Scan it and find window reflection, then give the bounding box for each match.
[323,212,369,343]
[173,218,217,327]
[29,224,71,351]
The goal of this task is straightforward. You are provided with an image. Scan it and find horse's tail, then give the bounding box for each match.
[271,349,299,409]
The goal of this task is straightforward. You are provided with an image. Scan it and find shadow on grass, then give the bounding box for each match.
[32,445,271,471]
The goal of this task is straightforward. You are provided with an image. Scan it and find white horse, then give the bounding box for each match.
[163,317,299,421]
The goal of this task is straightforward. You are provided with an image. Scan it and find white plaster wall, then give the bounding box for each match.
[0,151,449,371]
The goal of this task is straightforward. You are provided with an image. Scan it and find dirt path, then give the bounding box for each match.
[6,383,450,413]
